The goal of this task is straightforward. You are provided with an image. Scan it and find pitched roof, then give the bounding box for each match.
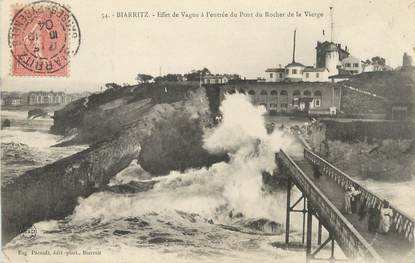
[265,68,285,73]
[285,62,306,68]
[341,55,361,63]
[303,67,328,72]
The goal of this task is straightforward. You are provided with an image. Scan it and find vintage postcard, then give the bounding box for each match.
[1,0,415,262]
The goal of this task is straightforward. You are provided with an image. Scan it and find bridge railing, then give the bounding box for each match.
[279,149,383,262]
[304,148,415,244]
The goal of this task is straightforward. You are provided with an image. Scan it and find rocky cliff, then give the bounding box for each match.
[2,83,226,244]
[308,121,415,181]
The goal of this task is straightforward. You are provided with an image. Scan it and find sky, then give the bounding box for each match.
[1,0,415,92]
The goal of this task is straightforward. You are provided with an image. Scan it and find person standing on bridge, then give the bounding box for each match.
[344,187,353,214]
[378,201,393,234]
[351,186,361,214]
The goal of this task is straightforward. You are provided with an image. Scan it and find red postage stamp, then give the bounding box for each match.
[8,0,81,77]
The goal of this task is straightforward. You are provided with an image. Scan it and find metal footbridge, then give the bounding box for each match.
[277,148,415,262]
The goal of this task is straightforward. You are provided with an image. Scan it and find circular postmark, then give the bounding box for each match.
[21,225,37,240]
[8,0,81,74]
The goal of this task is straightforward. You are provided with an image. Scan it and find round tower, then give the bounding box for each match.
[325,45,339,76]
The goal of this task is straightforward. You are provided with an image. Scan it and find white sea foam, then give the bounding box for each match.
[2,94,317,261]
[70,93,297,225]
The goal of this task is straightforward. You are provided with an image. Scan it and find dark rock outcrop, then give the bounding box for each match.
[51,82,205,144]
[2,85,227,245]
[28,109,49,119]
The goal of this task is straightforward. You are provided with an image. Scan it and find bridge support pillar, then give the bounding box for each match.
[285,177,292,244]
[317,220,322,245]
[330,238,335,263]
[306,201,313,263]
[302,197,307,244]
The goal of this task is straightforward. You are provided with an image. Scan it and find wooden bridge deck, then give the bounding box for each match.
[290,155,414,261]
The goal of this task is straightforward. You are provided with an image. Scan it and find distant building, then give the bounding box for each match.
[265,68,285,82]
[219,82,341,115]
[263,31,355,83]
[3,96,22,106]
[27,91,73,105]
[341,56,363,75]
[315,41,349,73]
[203,74,240,85]
[203,75,229,85]
[303,67,330,82]
[284,62,306,82]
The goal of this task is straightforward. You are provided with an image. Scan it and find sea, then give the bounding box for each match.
[1,96,415,263]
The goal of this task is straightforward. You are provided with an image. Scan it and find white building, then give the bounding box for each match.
[263,31,372,82]
[303,67,330,82]
[284,62,305,82]
[342,56,363,74]
[265,68,285,82]
[203,75,230,85]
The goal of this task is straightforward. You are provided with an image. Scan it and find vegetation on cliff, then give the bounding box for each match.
[320,139,415,181]
[309,121,415,181]
[340,70,415,117]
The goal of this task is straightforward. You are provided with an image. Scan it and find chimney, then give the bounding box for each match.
[403,52,413,68]
[292,30,297,63]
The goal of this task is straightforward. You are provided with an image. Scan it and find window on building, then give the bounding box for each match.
[306,73,309,78]
[248,90,255,95]
[270,73,273,78]
[392,106,408,120]
[316,73,320,78]
[279,73,283,78]
[345,63,351,67]
[303,90,311,96]
[260,90,267,95]
[292,69,297,74]
[315,99,321,107]
[292,98,299,107]
[285,69,289,74]
[270,103,277,109]
[281,103,288,108]
[270,90,278,96]
[280,90,288,96]
[353,63,359,68]
[293,90,300,96]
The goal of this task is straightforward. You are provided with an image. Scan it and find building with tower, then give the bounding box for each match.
[262,7,376,82]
